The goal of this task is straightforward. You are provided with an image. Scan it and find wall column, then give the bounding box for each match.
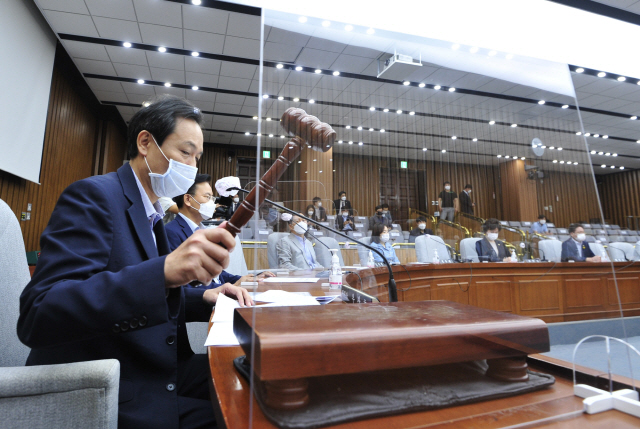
[499,160,538,221]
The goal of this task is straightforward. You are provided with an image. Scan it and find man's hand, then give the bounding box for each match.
[164,226,236,288]
[503,257,512,263]
[586,256,602,263]
[234,272,275,285]
[203,283,253,307]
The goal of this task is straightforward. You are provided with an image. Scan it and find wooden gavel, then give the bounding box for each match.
[223,107,336,236]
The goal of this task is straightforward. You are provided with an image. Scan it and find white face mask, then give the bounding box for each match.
[487,232,499,241]
[539,219,546,225]
[342,212,349,217]
[233,197,239,203]
[576,233,586,242]
[145,136,198,198]
[189,196,216,220]
[418,223,426,230]
[445,186,451,191]
[341,196,346,201]
[379,233,390,243]
[382,210,388,214]
[316,202,322,207]
[294,221,307,235]
[466,190,471,194]
[308,210,314,216]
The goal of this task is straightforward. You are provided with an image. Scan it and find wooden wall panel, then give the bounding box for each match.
[499,160,538,222]
[597,170,640,228]
[102,120,127,174]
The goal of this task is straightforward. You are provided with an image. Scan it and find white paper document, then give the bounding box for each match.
[253,290,319,306]
[261,277,319,283]
[206,294,241,346]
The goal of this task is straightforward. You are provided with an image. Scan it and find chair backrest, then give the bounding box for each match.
[267,232,289,269]
[354,216,368,231]
[589,242,608,259]
[0,199,31,367]
[460,238,482,262]
[389,229,403,243]
[539,240,563,262]
[508,221,521,227]
[314,237,344,268]
[607,242,637,261]
[227,235,248,276]
[356,237,373,266]
[415,235,450,263]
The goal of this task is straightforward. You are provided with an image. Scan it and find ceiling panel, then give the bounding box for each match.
[182,4,229,34]
[222,36,260,58]
[183,30,225,54]
[139,23,183,47]
[263,42,301,62]
[38,0,89,14]
[61,40,110,61]
[226,13,261,40]
[74,58,117,75]
[94,16,142,42]
[185,57,222,75]
[105,45,149,66]
[113,62,152,80]
[150,67,185,84]
[185,72,219,88]
[86,78,125,93]
[219,62,257,80]
[84,0,136,20]
[133,0,182,28]
[146,51,184,71]
[41,9,99,37]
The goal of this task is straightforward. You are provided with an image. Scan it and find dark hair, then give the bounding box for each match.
[338,191,346,197]
[482,218,502,233]
[538,214,546,220]
[375,205,383,212]
[312,196,321,204]
[416,216,426,223]
[568,223,583,234]
[371,222,388,243]
[173,173,210,208]
[305,204,316,215]
[382,203,389,209]
[464,184,472,190]
[127,95,203,159]
[444,181,450,186]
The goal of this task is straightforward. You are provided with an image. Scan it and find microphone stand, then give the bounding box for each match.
[229,188,398,302]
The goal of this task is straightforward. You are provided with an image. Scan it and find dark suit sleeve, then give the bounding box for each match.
[183,287,211,322]
[561,240,571,261]
[165,223,182,252]
[584,243,596,259]
[219,270,242,285]
[18,179,170,349]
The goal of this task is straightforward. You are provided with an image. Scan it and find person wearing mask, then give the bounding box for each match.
[158,196,179,224]
[409,216,433,243]
[336,208,356,231]
[530,215,550,235]
[476,218,510,262]
[311,196,327,221]
[438,181,458,222]
[18,95,251,429]
[276,214,320,270]
[459,184,474,215]
[226,194,241,219]
[370,205,392,228]
[561,224,600,262]
[370,223,401,265]
[381,203,393,223]
[333,191,353,215]
[166,174,273,287]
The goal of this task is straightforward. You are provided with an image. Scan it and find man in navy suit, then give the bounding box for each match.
[561,223,601,262]
[18,96,252,429]
[165,174,273,287]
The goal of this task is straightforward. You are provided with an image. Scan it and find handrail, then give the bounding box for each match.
[501,224,527,242]
[240,241,268,245]
[408,207,437,224]
[457,212,486,224]
[437,219,471,238]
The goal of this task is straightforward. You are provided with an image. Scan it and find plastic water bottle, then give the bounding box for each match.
[601,249,610,262]
[511,248,518,262]
[367,250,375,268]
[433,249,440,264]
[329,249,342,289]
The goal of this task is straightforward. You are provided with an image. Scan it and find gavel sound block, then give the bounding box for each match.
[233,301,550,410]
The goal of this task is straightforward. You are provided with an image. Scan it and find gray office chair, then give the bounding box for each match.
[538,239,563,262]
[267,232,290,269]
[589,242,609,260]
[607,242,637,261]
[0,198,120,429]
[459,237,482,262]
[314,237,344,268]
[415,235,451,263]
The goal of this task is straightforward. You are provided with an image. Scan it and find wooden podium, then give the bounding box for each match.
[233,301,550,410]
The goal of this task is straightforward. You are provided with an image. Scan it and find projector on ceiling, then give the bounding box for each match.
[377,52,422,80]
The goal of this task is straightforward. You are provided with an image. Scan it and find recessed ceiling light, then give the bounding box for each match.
[298,16,307,23]
[293,97,299,102]
[611,165,615,169]
[418,83,425,88]
[497,155,502,158]
[158,47,166,53]
[396,110,402,114]
[562,105,569,109]
[448,87,456,92]
[550,146,555,150]
[314,69,322,74]
[605,152,611,156]
[309,99,315,103]
[505,155,510,159]
[280,135,285,138]
[357,126,362,130]
[511,124,517,127]
[191,51,199,57]
[591,150,596,154]
[451,136,457,140]
[358,142,363,146]
[557,147,563,151]
[164,82,171,87]
[574,162,578,165]
[266,117,271,121]
[137,79,145,84]
[278,96,284,100]
[192,0,201,4]
[123,42,132,48]
[442,149,447,153]
[620,166,625,169]
[598,151,604,155]
[423,147,428,151]
[576,67,584,73]
[322,20,331,27]
[553,160,558,163]
[244,132,250,135]
[452,44,460,50]
[584,132,591,136]
[472,138,478,142]
[576,131,582,135]
[338,140,343,144]
[369,106,375,111]
[469,47,479,54]
[142,101,151,107]
[346,125,351,129]
[403,81,410,86]
[252,116,258,120]
[348,141,353,144]
[332,71,340,76]
[369,128,374,131]
[345,24,353,31]
[618,76,626,82]
[613,153,618,157]
[538,100,545,105]
[276,64,283,69]
[269,134,274,137]
[295,66,303,71]
[560,160,565,164]
[594,134,599,138]
[597,72,606,78]
[632,116,638,120]
[541,145,546,149]
[603,135,608,139]
[380,129,385,132]
[409,111,415,115]
[366,28,375,34]
[262,94,269,99]
[489,120,495,125]
[434,85,441,90]
[601,164,606,168]
[383,108,389,112]
[488,50,497,56]
[637,140,640,143]
[191,86,198,90]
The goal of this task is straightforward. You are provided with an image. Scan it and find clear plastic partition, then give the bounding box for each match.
[225,6,640,429]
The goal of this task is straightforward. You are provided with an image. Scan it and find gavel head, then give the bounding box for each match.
[281,107,336,153]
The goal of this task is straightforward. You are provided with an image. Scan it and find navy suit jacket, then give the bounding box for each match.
[561,238,595,262]
[18,164,212,429]
[165,215,241,287]
[476,237,509,262]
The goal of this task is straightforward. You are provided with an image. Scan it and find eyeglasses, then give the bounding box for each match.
[190,193,215,202]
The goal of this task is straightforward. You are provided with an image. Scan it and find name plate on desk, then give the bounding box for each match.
[258,230,269,235]
[352,232,363,237]
[341,284,379,303]
[355,223,364,228]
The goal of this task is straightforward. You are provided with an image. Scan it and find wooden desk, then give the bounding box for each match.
[344,262,640,323]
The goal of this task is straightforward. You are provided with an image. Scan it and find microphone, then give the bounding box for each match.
[228,187,399,302]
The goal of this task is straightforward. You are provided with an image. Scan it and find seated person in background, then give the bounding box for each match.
[226,194,241,219]
[370,205,392,228]
[336,207,356,231]
[158,196,179,224]
[382,203,392,223]
[476,218,510,262]
[311,196,327,221]
[561,224,600,262]
[166,174,273,286]
[276,214,320,270]
[370,223,401,265]
[409,216,433,243]
[305,204,318,226]
[334,191,353,215]
[530,214,550,235]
